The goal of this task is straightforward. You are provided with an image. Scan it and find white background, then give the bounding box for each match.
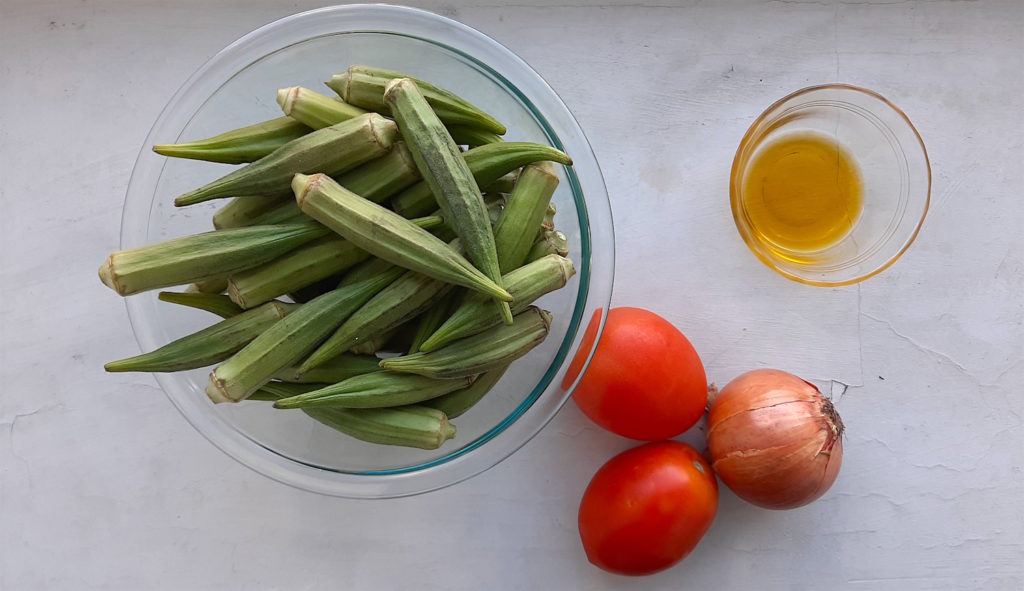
[1,1,1021,589]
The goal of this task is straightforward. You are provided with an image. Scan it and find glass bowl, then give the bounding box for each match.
[730,84,930,286]
[120,4,614,498]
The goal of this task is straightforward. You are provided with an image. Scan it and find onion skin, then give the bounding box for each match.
[707,369,844,510]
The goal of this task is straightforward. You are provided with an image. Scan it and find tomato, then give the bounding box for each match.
[578,441,719,576]
[566,307,707,440]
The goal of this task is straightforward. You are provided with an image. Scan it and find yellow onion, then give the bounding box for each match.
[707,368,844,510]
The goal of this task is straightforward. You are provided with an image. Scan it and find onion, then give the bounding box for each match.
[707,368,844,510]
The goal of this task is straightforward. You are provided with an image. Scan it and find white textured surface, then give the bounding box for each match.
[1,1,1022,589]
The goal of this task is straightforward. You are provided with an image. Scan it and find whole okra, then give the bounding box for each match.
[158,291,243,319]
[380,306,552,379]
[98,223,328,296]
[494,162,560,273]
[298,269,454,375]
[293,173,512,302]
[174,113,397,206]
[385,78,513,325]
[104,301,295,373]
[206,259,405,403]
[276,86,366,129]
[327,66,506,135]
[256,381,457,450]
[212,194,294,229]
[227,214,442,309]
[153,116,311,165]
[390,142,572,218]
[419,254,574,352]
[272,372,476,410]
[274,354,382,384]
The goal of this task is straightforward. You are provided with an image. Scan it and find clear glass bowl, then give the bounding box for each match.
[120,4,614,498]
[731,84,930,286]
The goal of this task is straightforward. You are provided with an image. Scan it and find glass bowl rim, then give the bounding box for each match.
[119,3,615,498]
[729,83,931,287]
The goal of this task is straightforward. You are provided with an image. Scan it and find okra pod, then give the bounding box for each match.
[276,86,366,129]
[390,142,572,218]
[494,162,560,273]
[247,201,306,226]
[293,173,512,302]
[274,354,382,383]
[187,277,230,295]
[228,213,442,308]
[174,113,397,206]
[158,291,243,319]
[153,116,311,165]
[227,237,371,309]
[206,259,405,403]
[424,364,509,419]
[385,78,513,325]
[408,295,459,354]
[448,125,504,147]
[98,224,329,296]
[328,66,506,135]
[380,307,552,379]
[348,326,399,356]
[273,372,475,410]
[104,301,295,373]
[257,382,457,450]
[419,255,574,352]
[334,141,421,203]
[527,230,570,262]
[298,269,454,374]
[212,194,293,229]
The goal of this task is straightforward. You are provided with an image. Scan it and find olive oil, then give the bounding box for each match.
[741,132,863,252]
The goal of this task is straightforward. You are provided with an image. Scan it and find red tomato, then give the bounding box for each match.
[578,441,719,576]
[566,307,707,440]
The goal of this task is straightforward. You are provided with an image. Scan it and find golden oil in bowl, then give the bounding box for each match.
[740,131,863,255]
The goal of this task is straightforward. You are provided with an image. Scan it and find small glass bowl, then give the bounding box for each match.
[121,5,614,498]
[730,84,930,286]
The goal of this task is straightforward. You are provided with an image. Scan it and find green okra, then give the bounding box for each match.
[448,125,504,147]
[390,142,572,218]
[98,224,329,296]
[206,259,405,403]
[293,173,512,302]
[541,202,557,232]
[247,201,306,226]
[328,66,506,135]
[385,78,513,325]
[494,162,560,273]
[227,237,370,309]
[174,113,397,206]
[419,254,574,352]
[255,382,457,449]
[380,306,552,379]
[348,326,399,355]
[212,194,293,229]
[424,364,508,419]
[408,295,459,354]
[334,141,421,203]
[273,371,476,410]
[298,269,454,374]
[227,214,443,308]
[276,86,366,129]
[158,291,243,319]
[187,276,230,295]
[527,230,570,262]
[274,354,382,383]
[153,116,311,165]
[104,301,295,373]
